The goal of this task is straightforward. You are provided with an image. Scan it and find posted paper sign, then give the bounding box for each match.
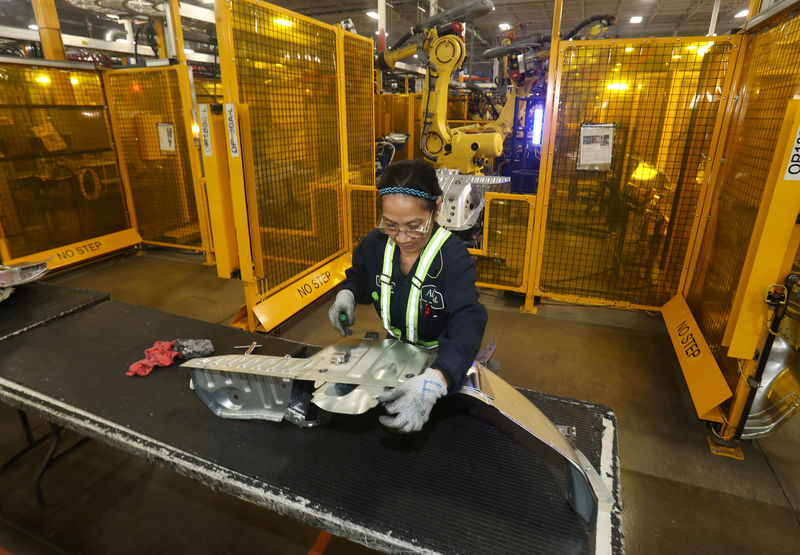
[578,123,615,170]
[157,122,176,152]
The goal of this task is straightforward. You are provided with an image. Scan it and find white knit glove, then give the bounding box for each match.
[328,289,355,336]
[378,368,447,432]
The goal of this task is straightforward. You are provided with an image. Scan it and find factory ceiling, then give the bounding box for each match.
[2,0,753,59]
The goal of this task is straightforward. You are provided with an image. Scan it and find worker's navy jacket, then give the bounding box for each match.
[340,225,488,392]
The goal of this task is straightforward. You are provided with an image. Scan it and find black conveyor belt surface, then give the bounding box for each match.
[0,282,107,341]
[0,298,622,554]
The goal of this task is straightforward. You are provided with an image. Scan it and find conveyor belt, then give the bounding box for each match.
[0,282,107,341]
[0,288,622,554]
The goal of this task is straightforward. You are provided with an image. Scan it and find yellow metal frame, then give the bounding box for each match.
[1,229,142,270]
[661,294,732,422]
[164,1,213,262]
[199,104,239,278]
[724,98,800,359]
[468,192,536,293]
[215,0,359,330]
[681,35,750,299]
[102,65,211,255]
[0,58,141,268]
[526,28,741,313]
[31,0,65,61]
[524,0,563,314]
[675,37,743,295]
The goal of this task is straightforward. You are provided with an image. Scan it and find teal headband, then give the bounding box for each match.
[378,186,438,201]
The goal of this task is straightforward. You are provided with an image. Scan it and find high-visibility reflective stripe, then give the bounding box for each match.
[407,227,450,344]
[378,228,451,346]
[380,238,396,337]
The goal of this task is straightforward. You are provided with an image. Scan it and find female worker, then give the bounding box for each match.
[328,159,488,433]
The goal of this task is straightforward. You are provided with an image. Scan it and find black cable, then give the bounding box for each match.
[562,14,615,40]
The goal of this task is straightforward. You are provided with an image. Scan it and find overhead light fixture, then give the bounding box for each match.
[274,18,293,27]
[630,16,643,24]
[499,23,511,31]
[184,48,194,54]
[28,24,38,31]
[366,11,379,20]
[35,74,51,84]
[735,9,749,18]
[624,47,633,52]
[606,82,628,91]
[107,14,119,19]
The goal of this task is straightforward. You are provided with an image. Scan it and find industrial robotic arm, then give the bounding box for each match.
[376,0,505,174]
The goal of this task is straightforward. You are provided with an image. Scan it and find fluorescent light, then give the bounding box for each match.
[107,14,119,19]
[28,24,38,31]
[184,48,194,54]
[531,105,544,146]
[36,75,51,84]
[630,16,643,24]
[366,11,379,20]
[625,47,633,52]
[499,23,511,31]
[274,18,293,27]
[607,82,628,91]
[735,9,749,18]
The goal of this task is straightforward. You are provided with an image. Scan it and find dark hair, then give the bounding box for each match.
[377,159,442,211]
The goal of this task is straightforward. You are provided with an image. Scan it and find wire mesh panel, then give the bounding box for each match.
[105,67,201,248]
[687,13,800,388]
[226,0,344,294]
[194,78,223,105]
[474,195,532,290]
[350,186,378,247]
[344,33,375,189]
[539,38,735,308]
[0,63,129,260]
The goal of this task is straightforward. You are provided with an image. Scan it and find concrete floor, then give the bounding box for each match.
[1,248,799,553]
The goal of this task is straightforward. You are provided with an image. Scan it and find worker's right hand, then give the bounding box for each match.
[328,289,355,336]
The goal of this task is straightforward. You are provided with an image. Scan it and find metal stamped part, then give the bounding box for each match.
[0,260,50,288]
[301,338,435,386]
[182,353,325,378]
[435,169,511,231]
[189,368,294,421]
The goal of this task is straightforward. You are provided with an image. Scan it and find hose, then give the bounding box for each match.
[562,14,615,40]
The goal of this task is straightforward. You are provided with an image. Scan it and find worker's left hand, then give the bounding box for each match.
[377,368,447,433]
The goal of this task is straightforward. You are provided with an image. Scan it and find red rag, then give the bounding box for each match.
[126,340,181,377]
